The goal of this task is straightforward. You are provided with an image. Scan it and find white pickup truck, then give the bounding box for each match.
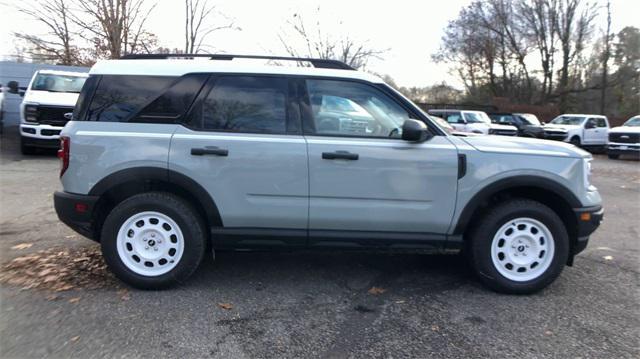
[543,114,609,149]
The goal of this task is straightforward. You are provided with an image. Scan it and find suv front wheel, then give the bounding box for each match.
[468,199,569,294]
[101,192,206,289]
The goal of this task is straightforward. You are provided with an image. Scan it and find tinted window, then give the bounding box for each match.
[596,118,607,127]
[137,74,208,123]
[445,113,462,124]
[73,75,100,121]
[198,76,287,134]
[86,76,176,122]
[306,79,410,138]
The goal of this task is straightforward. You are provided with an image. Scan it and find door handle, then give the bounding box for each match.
[191,146,228,156]
[322,151,359,160]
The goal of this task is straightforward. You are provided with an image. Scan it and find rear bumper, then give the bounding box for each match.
[54,191,99,241]
[571,205,604,255]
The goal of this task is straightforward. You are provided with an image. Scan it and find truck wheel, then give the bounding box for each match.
[569,136,581,147]
[607,153,619,159]
[468,199,569,294]
[101,192,206,289]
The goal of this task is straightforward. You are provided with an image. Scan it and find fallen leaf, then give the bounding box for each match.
[46,294,59,301]
[68,297,81,304]
[431,325,440,332]
[367,286,386,295]
[70,336,80,342]
[395,300,405,304]
[603,255,613,261]
[544,330,553,336]
[218,303,233,310]
[11,243,33,250]
[118,289,130,301]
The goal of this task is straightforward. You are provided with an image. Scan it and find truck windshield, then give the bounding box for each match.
[463,112,487,123]
[550,116,585,125]
[32,73,86,93]
[624,117,640,127]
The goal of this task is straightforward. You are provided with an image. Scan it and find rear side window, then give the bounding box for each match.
[196,76,288,134]
[73,75,100,121]
[85,76,176,122]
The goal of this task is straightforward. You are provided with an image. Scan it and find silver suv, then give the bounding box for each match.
[53,54,603,293]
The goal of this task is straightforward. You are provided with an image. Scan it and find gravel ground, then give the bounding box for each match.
[1,129,639,358]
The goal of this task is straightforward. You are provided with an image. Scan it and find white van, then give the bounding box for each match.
[19,70,88,154]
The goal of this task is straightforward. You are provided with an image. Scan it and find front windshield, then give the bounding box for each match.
[550,115,586,125]
[463,112,487,123]
[517,113,541,125]
[32,73,86,93]
[623,116,640,127]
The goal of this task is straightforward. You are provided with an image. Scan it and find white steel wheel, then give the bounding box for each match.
[490,217,555,282]
[116,211,185,277]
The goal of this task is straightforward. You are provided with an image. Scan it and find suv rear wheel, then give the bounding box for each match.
[468,199,569,294]
[101,192,206,289]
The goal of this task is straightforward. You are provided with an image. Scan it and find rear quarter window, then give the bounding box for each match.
[85,76,177,122]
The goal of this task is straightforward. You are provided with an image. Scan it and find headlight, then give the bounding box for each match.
[24,103,38,123]
[583,158,593,189]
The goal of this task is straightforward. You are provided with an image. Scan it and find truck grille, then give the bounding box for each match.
[609,132,639,144]
[35,105,74,126]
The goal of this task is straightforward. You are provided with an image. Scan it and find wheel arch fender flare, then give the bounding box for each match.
[89,166,222,227]
[452,175,582,235]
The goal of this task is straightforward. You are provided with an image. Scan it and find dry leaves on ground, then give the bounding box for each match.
[367,286,386,295]
[218,302,234,310]
[11,243,33,250]
[0,245,118,292]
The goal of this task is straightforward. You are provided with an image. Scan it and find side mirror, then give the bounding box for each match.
[457,118,467,124]
[7,81,19,94]
[402,119,433,142]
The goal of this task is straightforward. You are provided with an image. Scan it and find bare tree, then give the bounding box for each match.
[519,0,558,101]
[599,0,612,114]
[184,0,236,53]
[555,0,597,112]
[13,0,81,65]
[72,0,157,59]
[278,10,385,70]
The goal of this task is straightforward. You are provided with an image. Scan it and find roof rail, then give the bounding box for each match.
[119,53,355,70]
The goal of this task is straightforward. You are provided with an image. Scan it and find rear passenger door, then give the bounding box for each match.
[169,75,309,247]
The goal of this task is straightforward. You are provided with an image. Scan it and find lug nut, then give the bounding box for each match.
[145,246,149,250]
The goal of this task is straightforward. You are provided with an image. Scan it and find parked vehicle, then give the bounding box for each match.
[427,109,518,136]
[18,70,88,154]
[544,114,609,148]
[430,115,480,137]
[487,112,545,138]
[607,115,640,159]
[54,54,603,294]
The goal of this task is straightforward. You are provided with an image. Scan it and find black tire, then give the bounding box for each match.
[101,192,207,289]
[607,153,620,159]
[20,138,36,155]
[569,136,581,147]
[467,199,569,294]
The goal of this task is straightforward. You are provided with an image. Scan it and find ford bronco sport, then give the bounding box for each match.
[54,54,603,293]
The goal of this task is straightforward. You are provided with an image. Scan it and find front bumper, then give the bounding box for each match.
[607,142,640,156]
[544,132,569,141]
[21,124,64,148]
[54,191,99,241]
[571,205,604,256]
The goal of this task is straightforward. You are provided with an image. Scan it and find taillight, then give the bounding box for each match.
[58,136,70,177]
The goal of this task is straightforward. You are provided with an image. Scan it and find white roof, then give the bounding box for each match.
[37,69,88,77]
[89,59,384,83]
[559,113,607,117]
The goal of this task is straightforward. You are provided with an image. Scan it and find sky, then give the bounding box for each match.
[0,0,638,88]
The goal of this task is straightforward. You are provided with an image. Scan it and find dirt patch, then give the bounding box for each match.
[0,245,119,291]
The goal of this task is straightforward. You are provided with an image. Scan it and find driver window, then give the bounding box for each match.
[586,118,598,128]
[305,79,411,138]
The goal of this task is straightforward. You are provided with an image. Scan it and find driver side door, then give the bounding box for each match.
[300,79,459,246]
